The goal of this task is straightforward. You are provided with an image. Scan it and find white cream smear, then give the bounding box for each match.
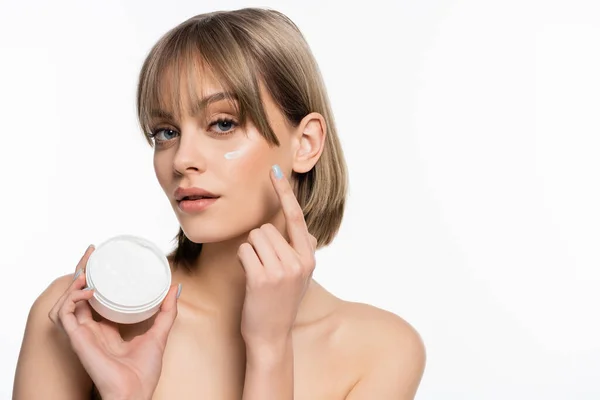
[88,237,169,307]
[223,149,244,160]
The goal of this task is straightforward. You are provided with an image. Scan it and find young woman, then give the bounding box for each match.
[13,7,425,399]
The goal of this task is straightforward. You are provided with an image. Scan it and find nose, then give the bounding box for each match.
[172,129,208,176]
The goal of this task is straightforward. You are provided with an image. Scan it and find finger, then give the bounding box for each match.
[73,244,95,276]
[263,225,316,279]
[247,227,280,272]
[270,165,312,256]
[58,288,96,335]
[52,244,94,320]
[74,301,93,324]
[237,242,264,282]
[50,244,94,322]
[259,223,298,270]
[49,270,89,324]
[147,284,180,348]
[73,276,94,324]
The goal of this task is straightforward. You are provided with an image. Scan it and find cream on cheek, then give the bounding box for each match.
[218,140,270,178]
[223,149,245,160]
[219,128,273,168]
[218,138,279,207]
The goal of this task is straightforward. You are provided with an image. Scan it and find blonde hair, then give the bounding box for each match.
[136,7,348,270]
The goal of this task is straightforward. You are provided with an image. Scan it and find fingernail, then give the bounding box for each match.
[73,269,82,281]
[272,164,283,180]
[176,283,183,299]
[83,286,93,291]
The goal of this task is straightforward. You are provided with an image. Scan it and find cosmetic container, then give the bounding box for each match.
[85,235,171,324]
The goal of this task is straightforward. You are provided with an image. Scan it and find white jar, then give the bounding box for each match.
[85,235,172,324]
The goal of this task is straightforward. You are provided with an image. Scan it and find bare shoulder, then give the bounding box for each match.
[339,300,424,350]
[333,300,426,399]
[335,300,426,362]
[28,273,86,323]
[13,273,92,399]
[25,273,79,325]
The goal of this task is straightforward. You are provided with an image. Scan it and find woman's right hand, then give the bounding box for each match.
[47,245,181,400]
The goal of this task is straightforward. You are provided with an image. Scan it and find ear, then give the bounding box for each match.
[292,112,327,174]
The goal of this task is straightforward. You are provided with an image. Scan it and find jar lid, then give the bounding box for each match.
[86,235,172,312]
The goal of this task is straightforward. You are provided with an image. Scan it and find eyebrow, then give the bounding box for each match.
[149,91,238,120]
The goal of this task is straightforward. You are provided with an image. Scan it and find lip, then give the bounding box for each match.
[174,187,220,214]
[174,187,219,202]
[178,197,219,213]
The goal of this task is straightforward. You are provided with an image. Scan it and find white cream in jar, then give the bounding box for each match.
[85,235,172,324]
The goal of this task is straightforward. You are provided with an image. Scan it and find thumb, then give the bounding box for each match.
[147,284,181,348]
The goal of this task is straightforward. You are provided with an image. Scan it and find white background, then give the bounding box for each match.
[1,0,599,398]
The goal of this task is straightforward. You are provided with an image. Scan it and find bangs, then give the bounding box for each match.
[136,17,279,145]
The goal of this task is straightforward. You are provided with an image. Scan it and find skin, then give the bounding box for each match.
[13,70,426,399]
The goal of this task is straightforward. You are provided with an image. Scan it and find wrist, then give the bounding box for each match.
[105,395,147,400]
[103,390,149,400]
[245,334,293,367]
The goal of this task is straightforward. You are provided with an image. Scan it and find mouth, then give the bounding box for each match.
[174,187,219,202]
[174,187,221,213]
[177,196,220,213]
[177,194,219,202]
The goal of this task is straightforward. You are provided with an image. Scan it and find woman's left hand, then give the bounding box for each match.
[237,165,317,351]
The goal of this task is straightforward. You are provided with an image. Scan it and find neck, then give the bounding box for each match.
[184,234,249,319]
[172,211,330,329]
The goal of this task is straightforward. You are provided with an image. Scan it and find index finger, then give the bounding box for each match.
[74,245,95,276]
[270,164,312,255]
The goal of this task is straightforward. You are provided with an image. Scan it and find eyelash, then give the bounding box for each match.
[149,118,239,142]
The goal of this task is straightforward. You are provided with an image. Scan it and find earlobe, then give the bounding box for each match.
[293,112,326,174]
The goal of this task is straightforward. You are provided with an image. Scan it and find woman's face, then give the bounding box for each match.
[150,74,299,244]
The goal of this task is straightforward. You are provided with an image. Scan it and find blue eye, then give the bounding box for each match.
[150,128,179,142]
[148,118,237,144]
[210,118,237,134]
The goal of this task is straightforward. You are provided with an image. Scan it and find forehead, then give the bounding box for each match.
[151,65,284,125]
[153,62,235,118]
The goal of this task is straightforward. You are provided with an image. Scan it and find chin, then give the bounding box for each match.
[171,196,280,244]
[181,225,244,244]
[177,213,271,245]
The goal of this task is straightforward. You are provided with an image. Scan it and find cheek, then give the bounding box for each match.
[153,153,171,190]
[214,132,273,179]
[217,141,280,209]
[222,146,271,184]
